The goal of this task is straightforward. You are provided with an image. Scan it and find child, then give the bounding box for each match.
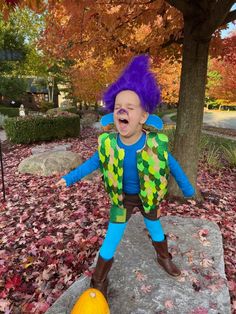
[56,55,195,299]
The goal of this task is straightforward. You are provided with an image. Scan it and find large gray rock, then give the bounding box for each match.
[31,144,72,155]
[81,112,99,129]
[18,151,83,176]
[46,215,231,314]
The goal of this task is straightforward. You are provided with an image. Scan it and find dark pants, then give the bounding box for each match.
[122,193,161,222]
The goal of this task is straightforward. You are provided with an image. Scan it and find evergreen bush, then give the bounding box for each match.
[47,107,78,115]
[4,113,80,144]
[0,106,20,117]
[38,101,55,113]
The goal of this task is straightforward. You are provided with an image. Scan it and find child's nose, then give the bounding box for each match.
[117,108,129,115]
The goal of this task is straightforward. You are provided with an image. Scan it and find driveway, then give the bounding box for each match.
[203,111,236,130]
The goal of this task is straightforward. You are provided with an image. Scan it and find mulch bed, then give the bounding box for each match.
[202,125,236,138]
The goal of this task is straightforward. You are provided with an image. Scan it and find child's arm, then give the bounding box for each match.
[168,152,195,197]
[59,151,100,187]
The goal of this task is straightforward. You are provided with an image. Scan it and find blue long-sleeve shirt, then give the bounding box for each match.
[63,133,195,197]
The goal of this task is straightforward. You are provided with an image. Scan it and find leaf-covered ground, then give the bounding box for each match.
[0,128,235,313]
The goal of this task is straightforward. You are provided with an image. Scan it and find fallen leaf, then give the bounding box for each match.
[164,299,174,309]
[140,285,152,293]
[200,258,214,268]
[5,275,22,290]
[0,298,10,311]
[191,307,208,314]
[134,270,147,282]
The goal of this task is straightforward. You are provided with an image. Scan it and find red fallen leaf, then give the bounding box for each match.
[89,236,99,244]
[0,298,10,312]
[0,290,8,298]
[0,202,7,210]
[64,253,75,264]
[37,236,54,246]
[198,229,209,237]
[164,299,174,309]
[191,307,209,314]
[5,275,22,290]
[34,301,50,312]
[0,265,7,276]
[140,284,152,293]
[84,269,93,277]
[232,300,236,310]
[228,280,236,291]
[134,270,147,282]
[22,302,35,312]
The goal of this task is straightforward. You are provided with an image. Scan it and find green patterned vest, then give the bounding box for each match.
[98,131,170,223]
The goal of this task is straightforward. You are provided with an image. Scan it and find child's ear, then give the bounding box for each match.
[140,111,149,124]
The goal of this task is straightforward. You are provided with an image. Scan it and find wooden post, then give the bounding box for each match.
[0,140,6,202]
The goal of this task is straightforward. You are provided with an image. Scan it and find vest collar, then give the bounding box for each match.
[115,129,148,152]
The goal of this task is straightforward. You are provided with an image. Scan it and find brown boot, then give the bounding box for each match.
[152,235,181,277]
[90,255,113,299]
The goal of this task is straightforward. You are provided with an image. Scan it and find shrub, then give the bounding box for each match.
[205,146,221,168]
[38,101,55,113]
[199,135,210,152]
[221,144,236,167]
[4,113,80,144]
[47,107,78,115]
[0,106,20,117]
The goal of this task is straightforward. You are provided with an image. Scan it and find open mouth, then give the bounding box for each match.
[119,118,129,125]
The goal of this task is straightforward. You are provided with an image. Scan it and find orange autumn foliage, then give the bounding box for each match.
[2,0,232,105]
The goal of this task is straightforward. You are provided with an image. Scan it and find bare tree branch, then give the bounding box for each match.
[161,33,184,48]
[191,0,236,41]
[165,0,194,16]
[206,0,235,33]
[221,9,236,26]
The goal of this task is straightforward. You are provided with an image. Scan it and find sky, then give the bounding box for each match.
[220,3,236,38]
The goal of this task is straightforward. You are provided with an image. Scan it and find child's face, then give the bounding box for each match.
[114,90,148,143]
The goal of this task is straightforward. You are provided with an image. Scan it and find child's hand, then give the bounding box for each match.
[55,178,67,188]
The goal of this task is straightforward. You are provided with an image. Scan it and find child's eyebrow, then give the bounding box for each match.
[114,103,137,108]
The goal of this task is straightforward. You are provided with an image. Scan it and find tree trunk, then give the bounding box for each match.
[168,20,210,200]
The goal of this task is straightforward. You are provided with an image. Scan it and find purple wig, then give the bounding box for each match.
[103,55,161,113]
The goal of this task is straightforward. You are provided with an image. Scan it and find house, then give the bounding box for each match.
[25,77,59,109]
[0,77,59,110]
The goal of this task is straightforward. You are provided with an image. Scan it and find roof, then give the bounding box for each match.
[26,77,59,94]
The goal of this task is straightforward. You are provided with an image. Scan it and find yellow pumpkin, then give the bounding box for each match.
[71,288,110,314]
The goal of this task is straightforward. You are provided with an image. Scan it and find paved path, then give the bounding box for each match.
[162,114,236,142]
[203,111,236,130]
[162,111,236,130]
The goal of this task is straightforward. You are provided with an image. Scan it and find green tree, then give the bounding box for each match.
[0,76,27,100]
[0,8,46,76]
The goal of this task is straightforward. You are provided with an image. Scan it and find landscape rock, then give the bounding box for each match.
[81,112,99,129]
[46,215,231,314]
[31,144,72,155]
[18,151,82,176]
